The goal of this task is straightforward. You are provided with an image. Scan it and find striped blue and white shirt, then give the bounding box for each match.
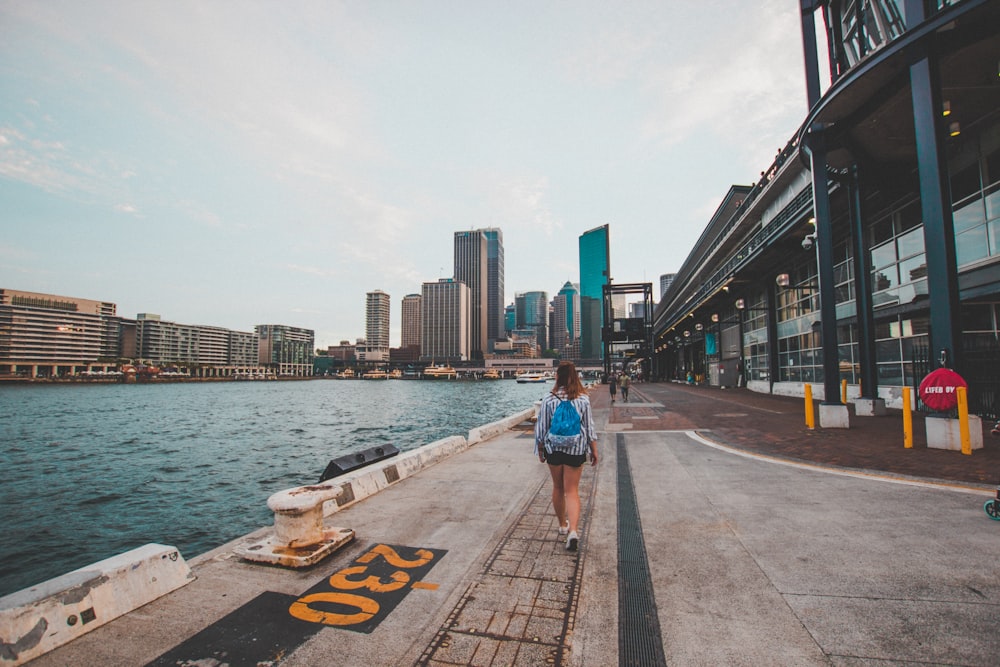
[534,390,597,456]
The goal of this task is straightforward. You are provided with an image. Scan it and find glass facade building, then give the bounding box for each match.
[515,290,549,354]
[579,225,610,360]
[454,230,488,359]
[653,1,1000,419]
[482,228,505,347]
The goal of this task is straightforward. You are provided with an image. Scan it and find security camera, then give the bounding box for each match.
[801,234,815,251]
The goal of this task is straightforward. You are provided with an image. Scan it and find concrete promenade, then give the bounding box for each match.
[20,382,1000,666]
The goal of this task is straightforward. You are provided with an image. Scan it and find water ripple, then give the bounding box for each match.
[0,378,547,597]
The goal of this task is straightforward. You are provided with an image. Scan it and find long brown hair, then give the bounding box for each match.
[552,361,586,400]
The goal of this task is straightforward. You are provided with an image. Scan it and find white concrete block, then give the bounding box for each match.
[855,398,887,417]
[926,415,983,451]
[0,544,193,666]
[819,403,850,429]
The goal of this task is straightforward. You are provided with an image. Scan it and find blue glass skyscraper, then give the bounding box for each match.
[579,224,609,360]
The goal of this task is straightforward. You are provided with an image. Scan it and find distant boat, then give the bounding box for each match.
[388,369,403,379]
[482,369,501,380]
[515,372,550,384]
[362,369,388,380]
[423,365,458,379]
[334,369,355,379]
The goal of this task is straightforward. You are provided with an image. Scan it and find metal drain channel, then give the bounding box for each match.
[617,433,667,666]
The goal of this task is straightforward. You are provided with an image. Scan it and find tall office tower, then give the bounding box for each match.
[629,302,647,319]
[453,230,488,359]
[481,228,504,346]
[366,290,391,351]
[401,294,422,349]
[552,281,581,357]
[579,224,610,360]
[421,278,470,362]
[514,290,549,354]
[659,273,676,301]
[504,303,515,336]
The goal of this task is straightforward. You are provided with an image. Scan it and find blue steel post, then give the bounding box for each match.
[849,164,878,399]
[801,0,842,407]
[909,47,962,373]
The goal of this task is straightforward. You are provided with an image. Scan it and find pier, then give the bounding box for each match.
[4,382,999,666]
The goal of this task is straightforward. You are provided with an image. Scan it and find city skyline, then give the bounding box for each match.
[1,2,812,349]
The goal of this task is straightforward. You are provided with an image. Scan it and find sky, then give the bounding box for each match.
[0,1,812,349]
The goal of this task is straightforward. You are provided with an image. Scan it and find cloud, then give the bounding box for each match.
[286,263,339,279]
[115,203,138,214]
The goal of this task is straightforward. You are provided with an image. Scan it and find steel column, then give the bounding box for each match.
[848,164,878,398]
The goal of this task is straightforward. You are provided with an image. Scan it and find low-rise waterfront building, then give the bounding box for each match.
[257,324,315,376]
[0,288,123,377]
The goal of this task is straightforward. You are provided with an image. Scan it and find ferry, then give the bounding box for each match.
[482,369,501,380]
[388,369,403,379]
[422,365,458,379]
[362,369,388,380]
[515,371,550,384]
[334,369,355,379]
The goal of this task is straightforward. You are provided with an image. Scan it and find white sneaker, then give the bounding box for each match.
[558,519,569,536]
[566,530,579,552]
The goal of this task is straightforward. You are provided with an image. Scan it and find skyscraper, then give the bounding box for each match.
[453,230,488,359]
[515,290,548,354]
[482,228,504,347]
[659,273,676,301]
[553,281,581,358]
[366,289,391,351]
[579,224,610,359]
[401,294,422,349]
[421,278,470,362]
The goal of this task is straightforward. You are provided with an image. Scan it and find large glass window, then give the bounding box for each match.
[869,201,928,309]
[741,293,769,382]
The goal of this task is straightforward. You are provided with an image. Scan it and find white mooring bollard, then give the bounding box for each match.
[235,481,354,568]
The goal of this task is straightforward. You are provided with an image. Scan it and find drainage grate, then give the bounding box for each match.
[617,433,667,667]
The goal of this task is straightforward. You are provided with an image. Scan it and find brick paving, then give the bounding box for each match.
[594,381,1000,487]
[417,450,597,666]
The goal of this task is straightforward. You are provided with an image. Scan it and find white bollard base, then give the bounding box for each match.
[926,415,983,451]
[236,527,355,568]
[819,403,850,429]
[855,398,887,417]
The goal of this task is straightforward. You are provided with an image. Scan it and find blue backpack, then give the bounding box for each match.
[546,398,581,453]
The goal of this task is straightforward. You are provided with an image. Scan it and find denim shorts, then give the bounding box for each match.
[545,450,587,467]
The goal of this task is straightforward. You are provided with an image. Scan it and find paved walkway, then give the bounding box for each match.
[22,382,1000,666]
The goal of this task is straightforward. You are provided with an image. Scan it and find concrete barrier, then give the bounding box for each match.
[468,407,535,444]
[0,544,193,667]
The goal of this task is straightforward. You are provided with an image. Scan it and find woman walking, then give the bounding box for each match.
[535,361,599,551]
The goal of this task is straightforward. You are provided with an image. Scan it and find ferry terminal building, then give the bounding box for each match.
[652,1,999,425]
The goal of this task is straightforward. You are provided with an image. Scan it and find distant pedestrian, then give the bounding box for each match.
[620,374,630,401]
[608,373,617,403]
[535,361,599,552]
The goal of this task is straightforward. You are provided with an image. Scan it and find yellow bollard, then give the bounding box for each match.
[957,386,971,455]
[841,378,848,404]
[902,387,913,448]
[804,384,815,429]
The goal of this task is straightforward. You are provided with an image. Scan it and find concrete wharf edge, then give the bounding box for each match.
[13,383,1000,666]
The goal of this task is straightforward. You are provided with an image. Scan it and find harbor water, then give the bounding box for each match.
[0,378,549,598]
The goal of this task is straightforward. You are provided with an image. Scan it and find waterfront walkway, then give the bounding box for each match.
[24,383,1000,665]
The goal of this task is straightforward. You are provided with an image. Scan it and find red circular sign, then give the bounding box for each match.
[918,368,967,412]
